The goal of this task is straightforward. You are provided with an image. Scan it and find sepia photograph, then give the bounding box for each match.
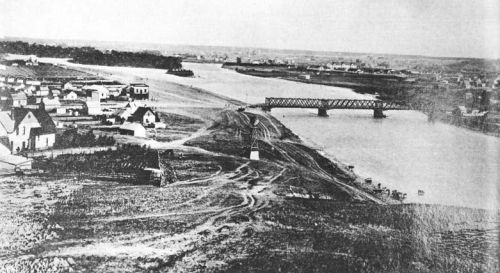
[0,0,499,272]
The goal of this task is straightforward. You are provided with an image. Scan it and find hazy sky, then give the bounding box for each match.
[2,0,500,58]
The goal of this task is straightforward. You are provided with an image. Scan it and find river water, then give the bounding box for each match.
[60,60,499,210]
[165,63,499,210]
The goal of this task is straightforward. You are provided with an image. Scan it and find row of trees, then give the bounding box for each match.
[54,129,115,148]
[0,41,183,70]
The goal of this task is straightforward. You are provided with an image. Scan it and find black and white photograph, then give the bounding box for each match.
[0,0,499,272]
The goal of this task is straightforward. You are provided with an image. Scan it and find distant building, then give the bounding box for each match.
[11,92,27,107]
[306,65,325,71]
[33,86,50,97]
[112,108,134,122]
[12,83,26,91]
[85,101,102,116]
[41,96,61,111]
[61,91,78,100]
[83,85,110,101]
[127,83,149,100]
[119,122,146,137]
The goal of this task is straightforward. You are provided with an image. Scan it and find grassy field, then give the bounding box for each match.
[1,109,498,273]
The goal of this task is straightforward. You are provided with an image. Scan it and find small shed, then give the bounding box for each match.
[119,122,146,137]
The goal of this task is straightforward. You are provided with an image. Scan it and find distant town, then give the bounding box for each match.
[0,54,161,160]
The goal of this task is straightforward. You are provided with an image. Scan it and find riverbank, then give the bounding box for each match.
[1,107,498,273]
[2,60,498,272]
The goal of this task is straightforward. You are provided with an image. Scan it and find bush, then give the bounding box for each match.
[54,129,115,148]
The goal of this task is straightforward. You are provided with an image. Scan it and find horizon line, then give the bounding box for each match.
[2,36,499,61]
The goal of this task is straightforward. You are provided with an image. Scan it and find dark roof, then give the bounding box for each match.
[12,106,56,134]
[130,107,160,122]
[130,83,149,87]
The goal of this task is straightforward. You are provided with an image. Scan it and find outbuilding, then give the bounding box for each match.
[119,122,146,137]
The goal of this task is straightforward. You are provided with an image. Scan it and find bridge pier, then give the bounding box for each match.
[318,108,329,117]
[373,109,386,118]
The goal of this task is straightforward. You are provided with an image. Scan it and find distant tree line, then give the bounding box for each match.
[0,41,183,69]
[54,129,116,148]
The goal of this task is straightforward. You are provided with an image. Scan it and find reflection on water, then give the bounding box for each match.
[81,62,499,210]
[176,63,499,210]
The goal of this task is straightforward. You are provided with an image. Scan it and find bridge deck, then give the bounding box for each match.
[254,97,412,110]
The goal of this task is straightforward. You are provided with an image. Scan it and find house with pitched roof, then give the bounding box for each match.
[0,105,56,154]
[7,76,15,84]
[129,107,160,126]
[83,85,110,101]
[61,91,78,100]
[11,92,27,107]
[112,108,134,122]
[119,122,146,137]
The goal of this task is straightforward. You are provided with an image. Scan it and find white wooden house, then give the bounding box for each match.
[0,106,56,154]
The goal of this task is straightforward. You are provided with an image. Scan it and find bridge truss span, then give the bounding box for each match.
[264,97,411,110]
[254,97,415,118]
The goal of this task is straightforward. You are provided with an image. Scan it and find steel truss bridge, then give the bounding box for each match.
[251,97,423,118]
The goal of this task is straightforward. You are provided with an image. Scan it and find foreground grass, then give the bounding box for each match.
[199,201,499,273]
[1,109,498,272]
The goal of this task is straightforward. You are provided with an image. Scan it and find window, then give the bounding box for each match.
[46,137,48,146]
[16,128,19,135]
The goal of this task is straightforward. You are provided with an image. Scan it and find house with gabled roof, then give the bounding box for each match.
[119,122,146,137]
[112,108,134,122]
[11,92,27,107]
[0,105,56,154]
[61,90,78,100]
[83,85,110,101]
[129,107,160,126]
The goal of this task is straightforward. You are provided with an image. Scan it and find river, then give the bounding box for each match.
[170,63,500,210]
[57,60,499,210]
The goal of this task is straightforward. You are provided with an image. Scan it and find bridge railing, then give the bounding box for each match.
[257,97,412,110]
